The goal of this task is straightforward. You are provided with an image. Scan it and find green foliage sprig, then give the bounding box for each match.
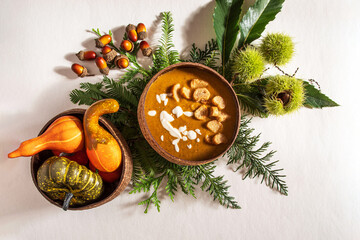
[69,75,241,212]
[70,12,242,213]
[188,39,219,69]
[151,12,180,74]
[227,116,288,195]
[69,0,339,213]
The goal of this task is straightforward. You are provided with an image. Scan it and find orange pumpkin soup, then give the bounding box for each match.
[144,67,238,161]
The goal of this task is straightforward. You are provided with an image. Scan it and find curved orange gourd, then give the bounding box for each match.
[8,116,84,158]
[84,99,122,172]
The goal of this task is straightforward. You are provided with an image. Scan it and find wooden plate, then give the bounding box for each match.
[31,108,133,210]
[138,62,240,166]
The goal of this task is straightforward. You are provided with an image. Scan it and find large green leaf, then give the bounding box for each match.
[303,81,339,108]
[238,0,285,48]
[213,0,244,70]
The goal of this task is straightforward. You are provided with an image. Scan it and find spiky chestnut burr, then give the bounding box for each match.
[76,51,97,61]
[95,34,112,48]
[260,33,294,66]
[102,46,117,62]
[136,23,147,40]
[230,47,265,83]
[264,75,304,115]
[139,40,152,57]
[95,57,109,75]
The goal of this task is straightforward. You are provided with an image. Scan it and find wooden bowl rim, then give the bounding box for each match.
[137,62,241,166]
[31,108,133,210]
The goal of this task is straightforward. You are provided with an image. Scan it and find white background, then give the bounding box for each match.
[0,0,359,239]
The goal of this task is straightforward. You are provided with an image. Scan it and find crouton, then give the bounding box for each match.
[212,133,227,145]
[193,88,210,102]
[194,105,208,120]
[216,112,230,122]
[206,120,222,133]
[209,107,220,118]
[211,96,226,110]
[190,79,209,88]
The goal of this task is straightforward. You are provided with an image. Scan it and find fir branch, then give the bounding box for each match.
[226,116,288,195]
[130,158,240,212]
[179,166,197,198]
[131,140,161,177]
[102,76,139,108]
[127,78,148,99]
[204,50,219,69]
[153,12,180,72]
[197,163,240,209]
[131,174,164,213]
[69,82,107,105]
[189,39,219,69]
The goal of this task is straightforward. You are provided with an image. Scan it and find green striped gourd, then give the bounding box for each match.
[37,156,103,210]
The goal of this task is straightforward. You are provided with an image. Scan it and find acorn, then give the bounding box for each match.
[114,55,129,69]
[126,24,136,33]
[76,50,97,61]
[136,23,147,40]
[139,40,152,57]
[102,46,117,62]
[95,57,109,75]
[95,34,112,48]
[71,63,92,77]
[128,29,138,42]
[120,40,134,52]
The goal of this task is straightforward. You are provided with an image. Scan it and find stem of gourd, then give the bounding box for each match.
[62,192,74,211]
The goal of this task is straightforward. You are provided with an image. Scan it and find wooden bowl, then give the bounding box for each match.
[138,62,240,166]
[31,108,133,210]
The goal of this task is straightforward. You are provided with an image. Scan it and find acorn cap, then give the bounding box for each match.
[142,47,153,57]
[76,51,85,61]
[103,49,117,62]
[95,38,105,48]
[99,67,110,75]
[138,31,147,40]
[126,24,136,33]
[79,67,88,78]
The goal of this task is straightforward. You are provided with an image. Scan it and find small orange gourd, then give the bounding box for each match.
[84,99,122,172]
[8,116,84,158]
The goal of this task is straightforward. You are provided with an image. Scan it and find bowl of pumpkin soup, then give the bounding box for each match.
[138,62,240,165]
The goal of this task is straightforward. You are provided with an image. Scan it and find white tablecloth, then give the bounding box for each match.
[0,0,359,239]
